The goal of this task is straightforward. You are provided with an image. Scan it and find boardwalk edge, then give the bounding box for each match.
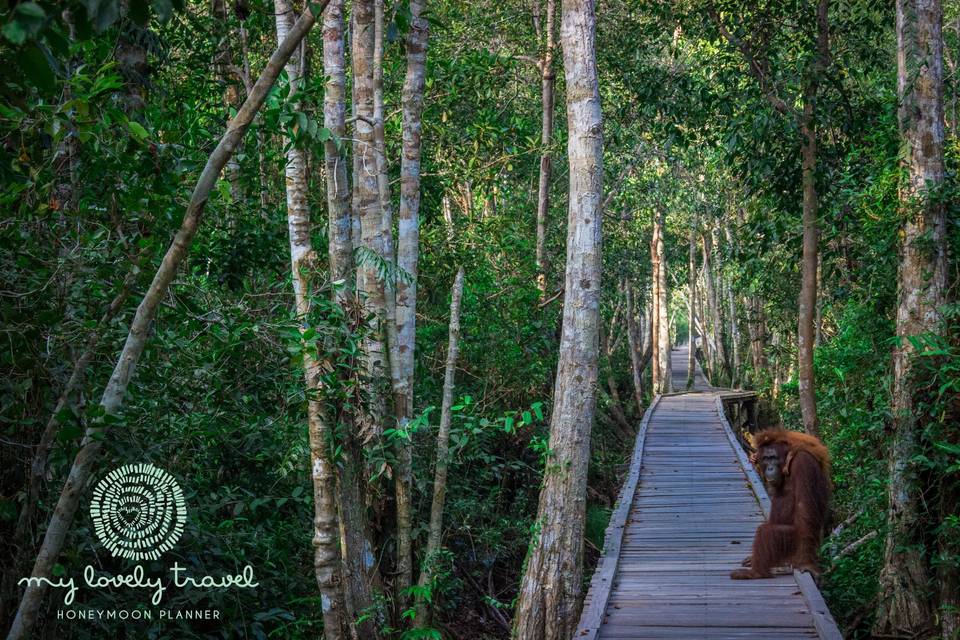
[715,394,844,640]
[573,394,662,640]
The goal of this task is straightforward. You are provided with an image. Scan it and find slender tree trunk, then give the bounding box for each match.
[700,231,726,383]
[213,0,244,204]
[650,224,661,393]
[875,0,948,634]
[4,7,325,638]
[321,2,379,631]
[273,6,349,636]
[534,0,556,296]
[601,302,633,438]
[797,0,829,436]
[726,288,741,387]
[696,269,710,373]
[323,0,352,294]
[797,105,820,434]
[395,0,429,603]
[239,26,272,217]
[721,219,742,387]
[625,282,645,413]
[687,212,698,388]
[512,0,603,636]
[654,211,672,393]
[414,267,465,627]
[745,296,767,387]
[395,0,428,470]
[351,0,389,485]
[366,0,414,601]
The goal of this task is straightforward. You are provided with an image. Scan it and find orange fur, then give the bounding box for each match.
[750,429,831,479]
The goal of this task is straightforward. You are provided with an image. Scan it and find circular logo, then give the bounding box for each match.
[90,463,186,561]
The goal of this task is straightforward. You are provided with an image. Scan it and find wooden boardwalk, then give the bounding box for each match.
[576,346,841,640]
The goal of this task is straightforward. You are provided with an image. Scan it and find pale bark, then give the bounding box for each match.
[653,210,672,394]
[875,0,948,634]
[534,0,556,295]
[396,0,428,428]
[323,0,352,294]
[747,297,767,385]
[392,0,430,600]
[512,0,603,636]
[700,231,726,383]
[321,2,379,630]
[687,212,698,388]
[415,267,465,627]
[5,7,325,638]
[366,0,414,599]
[650,224,661,393]
[274,4,350,637]
[721,220,742,387]
[351,0,387,449]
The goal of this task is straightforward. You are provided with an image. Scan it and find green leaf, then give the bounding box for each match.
[52,564,67,577]
[2,21,28,45]
[127,120,149,140]
[15,43,55,92]
[3,2,46,44]
[57,424,84,442]
[84,0,120,32]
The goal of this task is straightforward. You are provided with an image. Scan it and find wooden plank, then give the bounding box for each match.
[575,394,662,640]
[577,372,840,640]
[794,569,843,640]
[714,394,843,640]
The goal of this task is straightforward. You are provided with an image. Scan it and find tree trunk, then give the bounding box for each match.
[650,222,661,393]
[687,212,698,388]
[625,282,645,414]
[601,301,633,439]
[273,6,349,636]
[366,0,413,601]
[746,296,767,387]
[721,220,742,387]
[656,211,673,393]
[415,267,465,627]
[797,0,829,436]
[394,0,429,604]
[214,0,244,204]
[351,0,388,482]
[511,0,603,636]
[797,102,819,435]
[395,0,428,480]
[700,231,726,384]
[321,2,380,631]
[4,7,325,638]
[726,288,741,388]
[875,0,948,634]
[534,0,556,296]
[323,0,352,295]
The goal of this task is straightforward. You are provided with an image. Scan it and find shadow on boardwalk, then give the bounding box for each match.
[575,346,841,640]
